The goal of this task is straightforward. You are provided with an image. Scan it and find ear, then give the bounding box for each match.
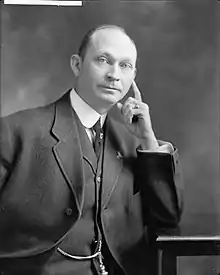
[133,67,137,79]
[70,54,82,77]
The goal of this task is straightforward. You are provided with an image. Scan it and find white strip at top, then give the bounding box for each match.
[4,0,82,5]
[157,235,220,241]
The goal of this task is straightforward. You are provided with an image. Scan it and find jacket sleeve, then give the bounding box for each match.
[0,117,14,192]
[135,147,184,232]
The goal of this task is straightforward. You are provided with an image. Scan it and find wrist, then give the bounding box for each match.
[139,132,159,150]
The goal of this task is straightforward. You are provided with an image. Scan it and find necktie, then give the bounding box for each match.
[92,118,103,159]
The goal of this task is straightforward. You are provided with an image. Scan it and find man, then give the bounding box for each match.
[0,25,183,275]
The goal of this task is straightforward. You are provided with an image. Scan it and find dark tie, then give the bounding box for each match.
[92,118,103,159]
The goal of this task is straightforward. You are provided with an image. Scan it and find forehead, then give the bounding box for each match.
[88,28,137,62]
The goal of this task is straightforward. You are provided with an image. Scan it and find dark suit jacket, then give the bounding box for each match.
[0,91,183,275]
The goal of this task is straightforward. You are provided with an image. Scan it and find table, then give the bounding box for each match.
[156,215,220,275]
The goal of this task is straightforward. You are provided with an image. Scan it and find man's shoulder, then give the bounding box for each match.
[0,95,62,138]
[0,90,72,137]
[1,102,54,126]
[0,91,69,125]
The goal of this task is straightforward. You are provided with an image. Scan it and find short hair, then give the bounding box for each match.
[78,24,136,61]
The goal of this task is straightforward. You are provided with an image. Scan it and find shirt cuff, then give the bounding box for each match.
[137,141,174,154]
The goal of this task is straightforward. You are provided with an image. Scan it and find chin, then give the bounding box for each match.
[100,94,120,105]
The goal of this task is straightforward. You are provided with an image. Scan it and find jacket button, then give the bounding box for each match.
[65,208,73,216]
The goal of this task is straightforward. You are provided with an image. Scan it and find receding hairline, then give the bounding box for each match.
[78,25,137,60]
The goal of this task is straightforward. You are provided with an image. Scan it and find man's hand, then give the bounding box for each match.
[117,80,159,150]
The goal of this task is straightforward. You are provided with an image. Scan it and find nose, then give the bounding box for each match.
[106,64,120,82]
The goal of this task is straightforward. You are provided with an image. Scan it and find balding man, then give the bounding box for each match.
[0,25,183,275]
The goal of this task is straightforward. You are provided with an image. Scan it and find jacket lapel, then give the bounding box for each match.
[102,117,124,208]
[51,92,85,214]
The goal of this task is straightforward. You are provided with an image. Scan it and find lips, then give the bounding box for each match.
[100,85,121,92]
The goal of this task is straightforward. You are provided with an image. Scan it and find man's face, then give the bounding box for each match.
[73,28,137,113]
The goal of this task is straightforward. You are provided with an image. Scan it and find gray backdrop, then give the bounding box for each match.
[1,0,220,274]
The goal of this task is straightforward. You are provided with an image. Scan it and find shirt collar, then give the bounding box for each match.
[70,88,106,128]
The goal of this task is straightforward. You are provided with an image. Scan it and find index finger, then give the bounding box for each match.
[132,80,142,102]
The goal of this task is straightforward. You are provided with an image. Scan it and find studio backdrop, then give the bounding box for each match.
[1,0,219,274]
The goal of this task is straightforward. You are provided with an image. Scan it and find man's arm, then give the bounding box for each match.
[136,146,183,231]
[0,117,14,191]
[117,80,183,230]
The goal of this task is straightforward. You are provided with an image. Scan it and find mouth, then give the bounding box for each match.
[100,85,121,92]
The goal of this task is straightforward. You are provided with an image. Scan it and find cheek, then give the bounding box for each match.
[80,68,96,87]
[93,65,107,77]
[122,75,134,90]
[88,66,106,84]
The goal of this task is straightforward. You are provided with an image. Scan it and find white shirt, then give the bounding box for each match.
[70,88,106,143]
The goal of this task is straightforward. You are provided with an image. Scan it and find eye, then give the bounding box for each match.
[120,62,132,70]
[97,56,109,64]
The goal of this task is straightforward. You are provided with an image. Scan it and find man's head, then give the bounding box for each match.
[71,25,137,114]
